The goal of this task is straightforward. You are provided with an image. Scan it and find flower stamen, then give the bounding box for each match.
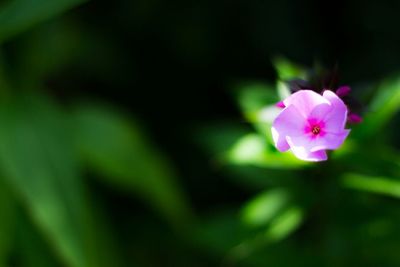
[311,125,321,135]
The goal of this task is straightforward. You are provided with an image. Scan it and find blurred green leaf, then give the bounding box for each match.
[199,204,304,264]
[0,93,121,267]
[234,82,283,145]
[17,213,60,267]
[15,18,129,89]
[0,93,87,267]
[342,173,400,198]
[264,206,304,242]
[195,122,251,158]
[354,76,400,139]
[241,189,289,228]
[235,83,280,137]
[0,0,87,43]
[16,19,83,86]
[272,57,307,101]
[272,57,307,81]
[73,103,193,229]
[235,83,278,117]
[196,123,301,189]
[195,210,252,255]
[253,105,282,144]
[0,179,16,267]
[223,165,300,191]
[276,80,291,100]
[226,133,308,169]
[196,196,304,263]
[333,142,400,178]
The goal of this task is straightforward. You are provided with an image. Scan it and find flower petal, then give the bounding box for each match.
[308,103,332,123]
[308,150,328,161]
[322,90,348,133]
[283,90,329,117]
[310,130,350,152]
[286,135,327,161]
[272,127,290,151]
[272,105,305,152]
[287,127,350,154]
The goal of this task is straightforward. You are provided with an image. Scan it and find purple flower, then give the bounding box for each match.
[275,101,286,108]
[271,90,350,162]
[336,85,351,97]
[347,113,363,124]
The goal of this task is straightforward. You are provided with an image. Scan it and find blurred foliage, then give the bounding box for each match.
[73,102,193,229]
[0,0,87,43]
[0,0,398,267]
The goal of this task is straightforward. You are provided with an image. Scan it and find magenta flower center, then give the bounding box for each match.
[304,119,325,138]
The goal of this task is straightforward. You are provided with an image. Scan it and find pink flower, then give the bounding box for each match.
[271,90,350,162]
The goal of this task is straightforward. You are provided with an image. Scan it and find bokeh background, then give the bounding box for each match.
[0,0,399,266]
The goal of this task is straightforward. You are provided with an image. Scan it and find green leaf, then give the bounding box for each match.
[264,206,303,242]
[73,103,193,229]
[0,179,16,267]
[241,189,290,228]
[199,205,304,264]
[235,83,279,116]
[0,93,86,267]
[196,203,304,263]
[0,93,121,267]
[17,213,60,267]
[195,122,251,158]
[333,143,400,178]
[276,80,291,100]
[223,165,300,190]
[234,82,285,145]
[354,76,400,139]
[194,210,251,255]
[16,19,84,86]
[235,83,279,134]
[0,0,87,43]
[226,134,308,169]
[342,173,400,198]
[272,57,308,101]
[272,57,307,81]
